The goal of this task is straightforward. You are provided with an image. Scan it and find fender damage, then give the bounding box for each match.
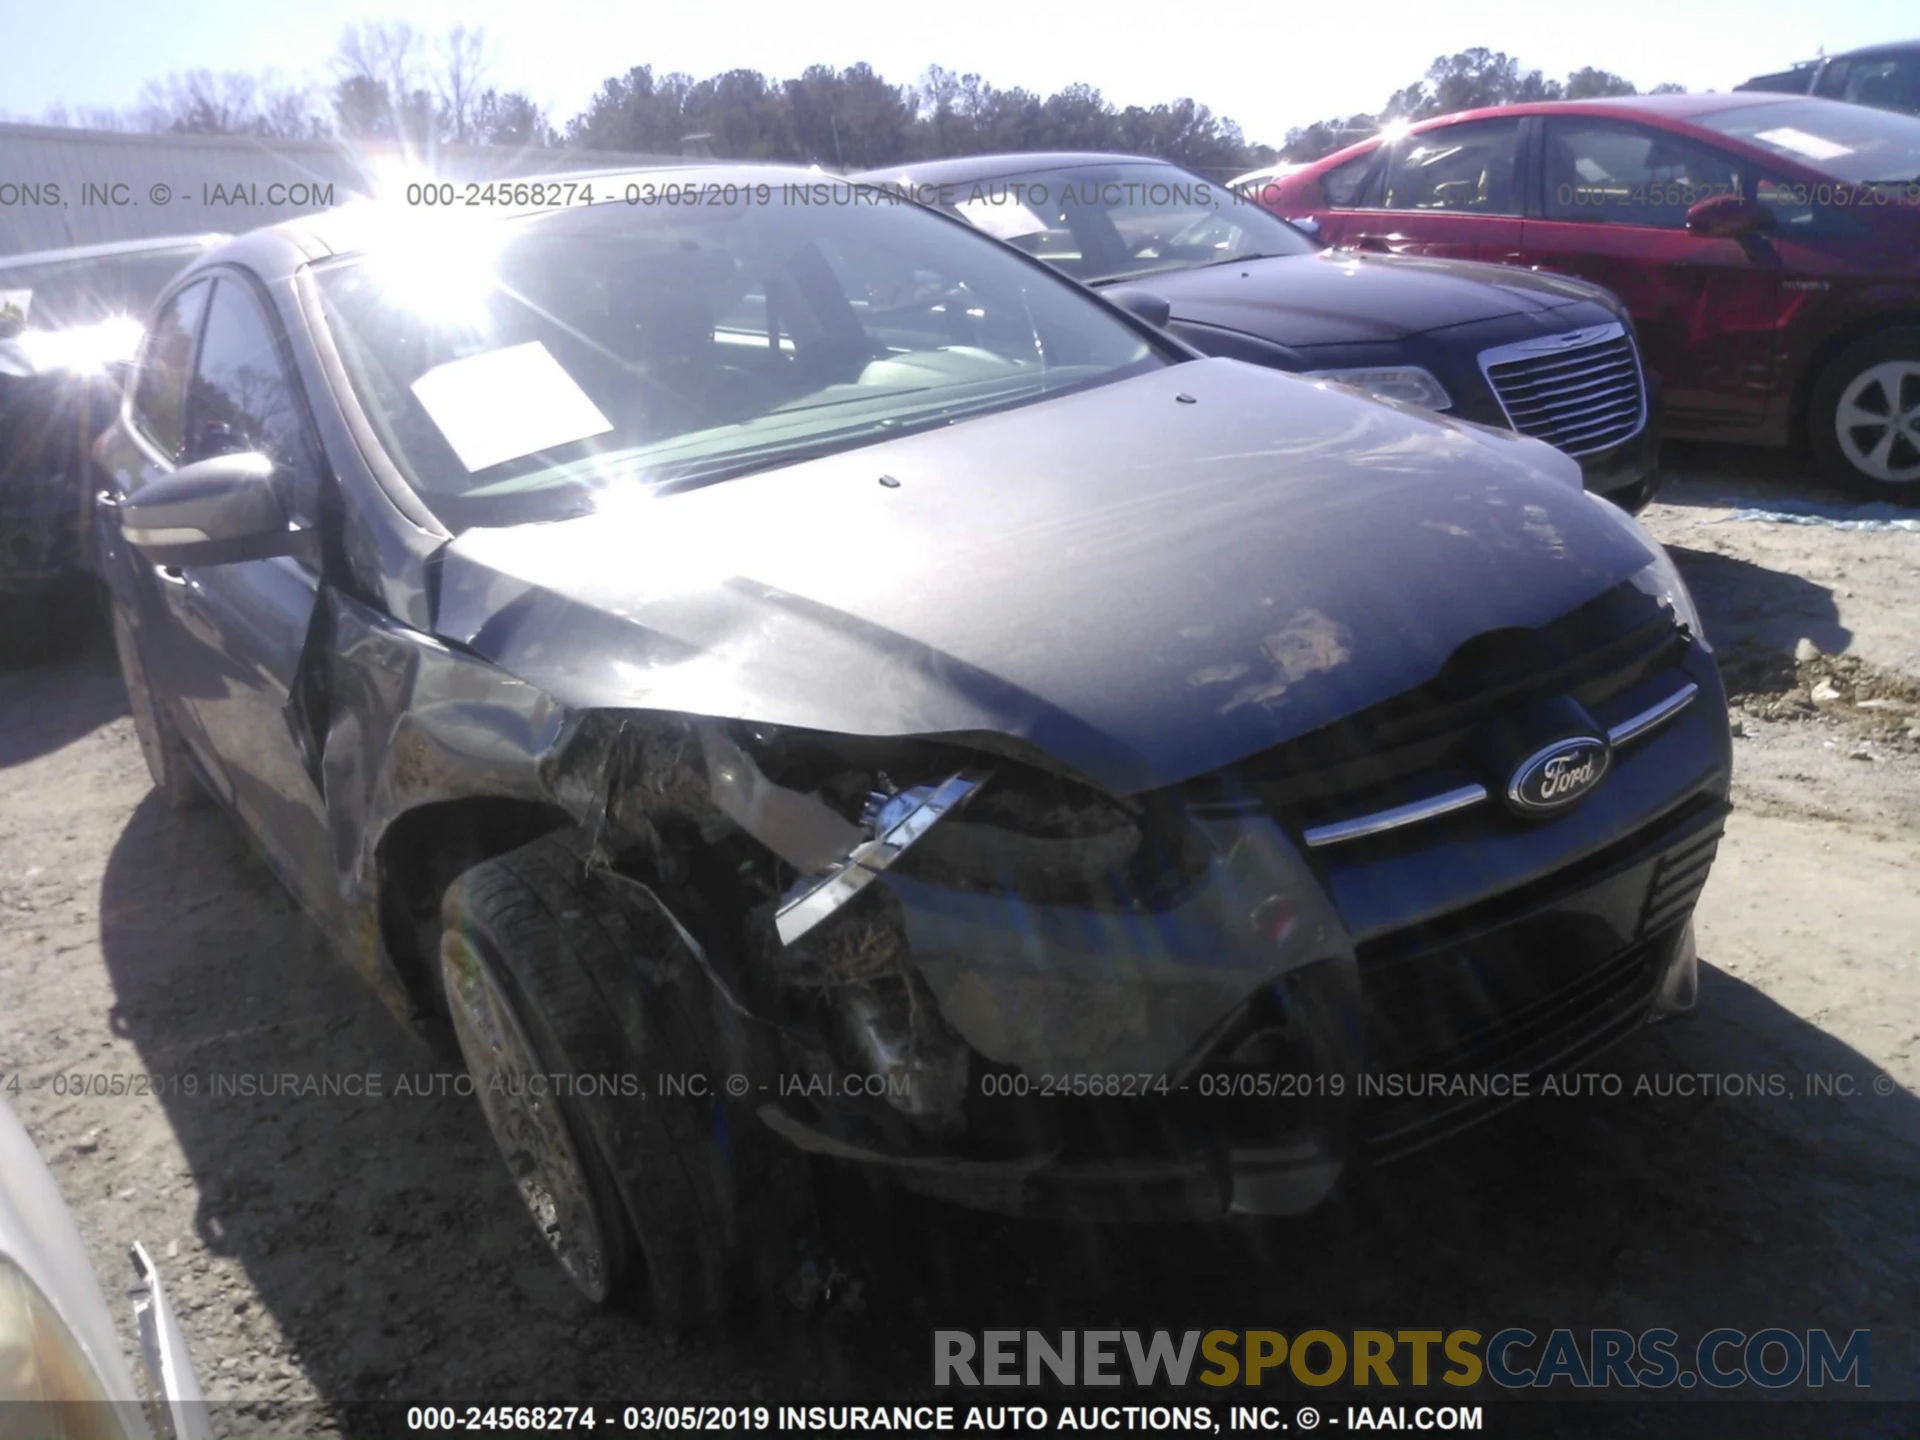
[294,360,1679,1218]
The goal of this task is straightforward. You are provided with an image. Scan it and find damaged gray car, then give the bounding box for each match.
[93,169,1732,1321]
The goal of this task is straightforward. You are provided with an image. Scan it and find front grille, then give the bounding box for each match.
[1480,323,1647,457]
[1183,581,1685,833]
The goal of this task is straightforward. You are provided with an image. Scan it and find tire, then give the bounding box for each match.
[439,831,803,1326]
[0,592,45,670]
[1809,327,1920,501]
[108,602,203,811]
[0,580,94,670]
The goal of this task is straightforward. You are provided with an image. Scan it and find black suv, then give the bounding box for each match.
[1737,39,1920,117]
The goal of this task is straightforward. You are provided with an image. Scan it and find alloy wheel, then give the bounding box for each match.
[1835,360,1920,485]
[440,929,614,1302]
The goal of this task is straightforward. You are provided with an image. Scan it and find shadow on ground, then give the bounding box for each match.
[1665,544,1852,665]
[1654,442,1869,513]
[0,607,125,767]
[96,794,1918,1433]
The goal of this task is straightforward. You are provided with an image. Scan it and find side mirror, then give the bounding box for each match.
[1103,286,1173,329]
[1685,194,1772,239]
[119,451,296,567]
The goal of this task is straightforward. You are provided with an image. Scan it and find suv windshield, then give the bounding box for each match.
[314,186,1163,527]
[1697,98,1920,182]
[931,161,1317,284]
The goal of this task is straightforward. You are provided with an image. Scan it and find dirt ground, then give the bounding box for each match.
[1,444,1916,1436]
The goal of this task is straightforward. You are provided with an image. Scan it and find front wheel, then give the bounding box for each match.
[1809,329,1920,501]
[439,832,801,1324]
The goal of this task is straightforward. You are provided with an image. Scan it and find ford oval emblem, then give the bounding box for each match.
[1507,736,1611,815]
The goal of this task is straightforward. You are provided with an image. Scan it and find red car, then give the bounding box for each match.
[1256,94,1920,498]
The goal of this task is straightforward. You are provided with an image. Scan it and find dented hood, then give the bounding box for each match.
[435,357,1655,795]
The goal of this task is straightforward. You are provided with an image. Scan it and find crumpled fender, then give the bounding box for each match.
[314,588,584,1014]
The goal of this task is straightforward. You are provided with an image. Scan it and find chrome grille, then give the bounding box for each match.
[1479,322,1647,457]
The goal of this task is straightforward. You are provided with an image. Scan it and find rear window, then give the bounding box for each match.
[938,161,1318,284]
[1696,98,1920,183]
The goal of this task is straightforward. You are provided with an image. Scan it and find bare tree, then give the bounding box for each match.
[328,21,502,144]
[330,20,434,140]
[334,21,426,109]
[128,69,327,138]
[436,26,493,144]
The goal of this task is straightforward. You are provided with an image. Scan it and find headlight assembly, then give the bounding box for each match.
[1628,545,1710,651]
[0,1256,139,1439]
[1302,365,1453,412]
[1581,492,1709,651]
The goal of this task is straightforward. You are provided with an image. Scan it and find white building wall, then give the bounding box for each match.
[0,124,686,255]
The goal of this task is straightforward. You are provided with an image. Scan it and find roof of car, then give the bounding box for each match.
[1409,92,1820,126]
[1826,37,1920,59]
[0,232,227,273]
[1291,91,1890,174]
[855,152,1169,187]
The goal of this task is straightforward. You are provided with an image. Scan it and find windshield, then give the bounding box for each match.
[929,161,1317,284]
[0,246,210,334]
[314,186,1162,528]
[1697,98,1920,182]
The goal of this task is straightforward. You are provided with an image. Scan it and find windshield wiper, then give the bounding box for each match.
[645,388,1057,496]
[1196,251,1294,269]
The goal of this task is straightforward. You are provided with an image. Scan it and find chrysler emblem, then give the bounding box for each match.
[1506,736,1611,815]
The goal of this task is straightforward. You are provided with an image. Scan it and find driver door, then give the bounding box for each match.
[163,271,334,912]
[1519,118,1782,430]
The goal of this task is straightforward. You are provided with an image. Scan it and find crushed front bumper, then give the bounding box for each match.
[753,787,1721,1220]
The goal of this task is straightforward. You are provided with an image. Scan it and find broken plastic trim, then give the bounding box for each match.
[775,770,990,946]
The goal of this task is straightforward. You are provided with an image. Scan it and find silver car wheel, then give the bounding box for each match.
[1835,359,1920,485]
[440,928,614,1302]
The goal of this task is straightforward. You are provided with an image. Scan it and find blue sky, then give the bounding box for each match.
[2,0,1912,143]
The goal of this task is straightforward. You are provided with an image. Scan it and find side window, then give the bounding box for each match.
[130,280,210,463]
[1543,121,1742,227]
[1820,55,1920,113]
[187,278,318,518]
[1321,151,1378,208]
[1755,174,1872,240]
[1379,120,1521,215]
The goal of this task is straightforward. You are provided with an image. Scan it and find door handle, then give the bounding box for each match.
[154,563,187,586]
[1502,252,1526,265]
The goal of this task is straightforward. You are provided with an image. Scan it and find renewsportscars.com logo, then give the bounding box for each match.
[932,1328,1871,1390]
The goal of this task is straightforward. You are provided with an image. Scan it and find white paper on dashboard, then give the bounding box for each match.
[1752,127,1853,162]
[410,341,614,472]
[955,195,1050,242]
